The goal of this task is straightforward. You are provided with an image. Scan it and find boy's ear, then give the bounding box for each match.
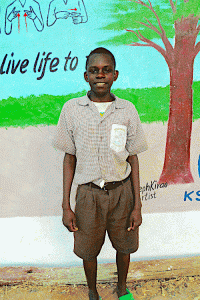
[84,71,89,82]
[114,70,119,81]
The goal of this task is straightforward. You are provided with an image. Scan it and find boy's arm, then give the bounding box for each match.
[127,154,142,231]
[62,153,78,232]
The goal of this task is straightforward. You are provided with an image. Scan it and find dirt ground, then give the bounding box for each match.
[0,277,200,300]
[1,257,200,300]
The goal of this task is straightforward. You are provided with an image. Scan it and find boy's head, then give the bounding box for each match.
[85,47,116,70]
[84,48,118,100]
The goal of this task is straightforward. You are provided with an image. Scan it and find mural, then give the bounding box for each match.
[0,1,200,223]
[99,0,200,185]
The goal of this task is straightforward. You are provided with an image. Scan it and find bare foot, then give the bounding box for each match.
[116,285,127,298]
[89,289,100,300]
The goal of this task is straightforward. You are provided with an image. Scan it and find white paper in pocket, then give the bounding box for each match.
[110,124,127,153]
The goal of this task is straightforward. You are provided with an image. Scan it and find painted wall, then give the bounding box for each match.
[1,0,200,265]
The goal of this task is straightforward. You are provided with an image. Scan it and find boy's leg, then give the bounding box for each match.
[107,179,139,298]
[74,185,109,299]
[83,258,99,300]
[116,251,130,297]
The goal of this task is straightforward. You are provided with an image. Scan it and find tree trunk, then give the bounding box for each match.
[159,17,197,184]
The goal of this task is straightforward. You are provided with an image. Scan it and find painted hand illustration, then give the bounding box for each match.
[47,0,88,27]
[24,6,37,20]
[55,11,70,19]
[5,0,44,35]
[7,6,20,22]
[72,15,82,25]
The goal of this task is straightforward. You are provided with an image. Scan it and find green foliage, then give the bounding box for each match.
[99,0,200,46]
[99,0,172,45]
[174,0,200,20]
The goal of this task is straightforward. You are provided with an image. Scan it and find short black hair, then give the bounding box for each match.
[85,47,116,70]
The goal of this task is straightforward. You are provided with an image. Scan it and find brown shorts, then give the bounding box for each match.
[74,178,139,261]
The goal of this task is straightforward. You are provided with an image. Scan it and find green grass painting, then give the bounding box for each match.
[0,82,200,128]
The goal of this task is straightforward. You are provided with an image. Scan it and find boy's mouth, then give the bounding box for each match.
[95,82,106,87]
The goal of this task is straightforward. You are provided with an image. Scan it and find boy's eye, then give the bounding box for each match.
[103,67,112,73]
[89,67,112,74]
[92,69,98,74]
[89,68,98,74]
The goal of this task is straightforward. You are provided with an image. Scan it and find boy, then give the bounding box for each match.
[53,47,148,300]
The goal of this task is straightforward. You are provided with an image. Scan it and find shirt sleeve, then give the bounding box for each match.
[52,103,76,155]
[126,104,148,156]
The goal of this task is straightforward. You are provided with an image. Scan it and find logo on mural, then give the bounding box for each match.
[184,190,200,201]
[140,180,168,201]
[47,0,88,26]
[5,0,44,34]
[198,155,200,178]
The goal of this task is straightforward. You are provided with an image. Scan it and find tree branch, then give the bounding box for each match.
[144,17,160,31]
[148,0,153,9]
[196,24,200,35]
[126,29,168,62]
[148,1,174,54]
[139,18,162,37]
[130,0,173,56]
[192,19,200,42]
[132,0,150,10]
[138,30,168,57]
[169,0,176,13]
[129,43,152,47]
[194,41,200,58]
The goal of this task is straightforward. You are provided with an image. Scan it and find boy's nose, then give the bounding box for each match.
[97,70,105,78]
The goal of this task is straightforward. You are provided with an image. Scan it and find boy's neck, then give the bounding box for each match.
[88,91,114,103]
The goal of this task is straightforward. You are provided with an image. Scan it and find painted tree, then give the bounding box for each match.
[101,0,200,184]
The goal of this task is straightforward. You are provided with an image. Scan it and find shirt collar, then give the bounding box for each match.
[114,96,125,109]
[78,93,125,109]
[78,95,90,106]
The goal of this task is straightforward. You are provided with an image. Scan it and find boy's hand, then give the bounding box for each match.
[128,208,142,231]
[62,209,78,232]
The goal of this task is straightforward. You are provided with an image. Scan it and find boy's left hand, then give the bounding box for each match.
[128,208,142,231]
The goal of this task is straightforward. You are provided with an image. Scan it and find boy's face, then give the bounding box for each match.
[84,53,118,100]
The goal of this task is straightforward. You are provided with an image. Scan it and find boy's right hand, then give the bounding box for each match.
[62,209,78,232]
